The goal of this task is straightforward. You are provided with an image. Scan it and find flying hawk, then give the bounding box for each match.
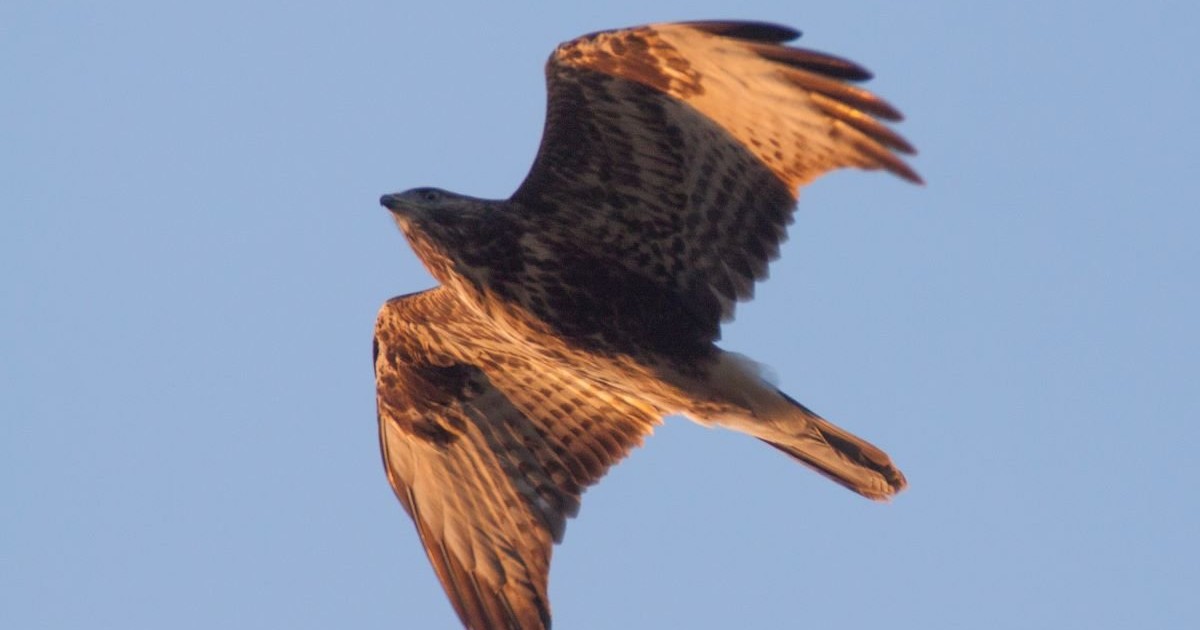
[374,20,918,629]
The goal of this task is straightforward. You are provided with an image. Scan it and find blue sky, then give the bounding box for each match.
[4,1,1198,628]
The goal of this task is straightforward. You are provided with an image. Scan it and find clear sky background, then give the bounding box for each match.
[4,1,1198,628]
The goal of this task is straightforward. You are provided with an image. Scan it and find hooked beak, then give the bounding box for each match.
[380,193,404,211]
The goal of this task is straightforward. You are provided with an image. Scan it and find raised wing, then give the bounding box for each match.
[511,20,919,336]
[375,288,661,629]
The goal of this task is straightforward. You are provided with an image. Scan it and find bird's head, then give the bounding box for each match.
[379,187,488,240]
[379,187,515,290]
[380,187,473,222]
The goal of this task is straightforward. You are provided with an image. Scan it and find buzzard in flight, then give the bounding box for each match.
[374,20,918,629]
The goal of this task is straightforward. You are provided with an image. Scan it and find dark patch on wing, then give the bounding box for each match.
[505,21,919,346]
[511,66,795,338]
[682,20,801,43]
[747,43,874,81]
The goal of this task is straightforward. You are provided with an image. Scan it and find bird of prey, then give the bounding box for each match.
[374,20,918,630]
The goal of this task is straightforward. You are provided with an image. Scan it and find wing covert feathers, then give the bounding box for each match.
[510,20,919,333]
[375,289,661,629]
[548,20,920,187]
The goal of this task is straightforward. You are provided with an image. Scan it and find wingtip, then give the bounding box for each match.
[894,164,925,186]
[751,44,875,82]
[681,20,801,43]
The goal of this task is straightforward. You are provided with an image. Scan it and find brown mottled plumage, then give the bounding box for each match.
[375,20,918,629]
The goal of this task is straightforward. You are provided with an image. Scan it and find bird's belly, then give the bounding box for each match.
[471,288,738,419]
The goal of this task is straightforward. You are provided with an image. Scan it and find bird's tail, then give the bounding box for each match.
[701,353,906,501]
[759,392,906,501]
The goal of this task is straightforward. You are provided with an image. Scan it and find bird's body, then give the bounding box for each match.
[374,20,918,629]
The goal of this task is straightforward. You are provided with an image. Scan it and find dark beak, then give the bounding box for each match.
[380,193,402,211]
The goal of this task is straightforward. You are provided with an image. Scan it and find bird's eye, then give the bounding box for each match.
[421,189,441,202]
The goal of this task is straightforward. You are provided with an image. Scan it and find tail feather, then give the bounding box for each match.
[699,352,906,500]
[763,393,907,501]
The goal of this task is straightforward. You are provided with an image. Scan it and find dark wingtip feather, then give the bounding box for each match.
[751,44,874,82]
[807,92,917,155]
[777,66,904,121]
[683,20,801,43]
